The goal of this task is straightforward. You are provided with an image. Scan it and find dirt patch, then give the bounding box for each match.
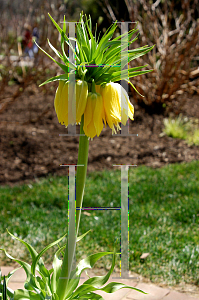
[1,83,199,186]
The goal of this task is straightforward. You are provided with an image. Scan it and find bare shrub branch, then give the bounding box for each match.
[101,0,199,112]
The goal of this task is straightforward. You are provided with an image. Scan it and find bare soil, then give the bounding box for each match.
[1,83,199,186]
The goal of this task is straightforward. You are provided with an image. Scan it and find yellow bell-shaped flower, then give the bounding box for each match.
[113,83,134,125]
[100,82,134,132]
[54,80,134,138]
[54,80,64,116]
[54,80,69,125]
[83,91,104,139]
[54,80,88,127]
[76,80,88,123]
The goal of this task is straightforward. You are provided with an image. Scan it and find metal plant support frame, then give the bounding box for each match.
[61,21,138,279]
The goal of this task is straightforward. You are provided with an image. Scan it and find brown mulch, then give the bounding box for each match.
[0,83,199,186]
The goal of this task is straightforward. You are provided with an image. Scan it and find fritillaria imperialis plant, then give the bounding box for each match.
[0,13,153,300]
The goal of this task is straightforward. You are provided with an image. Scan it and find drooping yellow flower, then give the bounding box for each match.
[100,82,134,133]
[54,80,134,138]
[54,80,88,127]
[54,80,68,125]
[83,91,104,139]
[113,83,134,124]
[54,80,64,116]
[76,80,88,122]
[83,82,134,138]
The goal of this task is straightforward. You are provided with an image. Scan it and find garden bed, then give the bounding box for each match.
[0,83,199,186]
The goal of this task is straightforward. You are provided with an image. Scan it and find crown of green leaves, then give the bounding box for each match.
[39,13,154,94]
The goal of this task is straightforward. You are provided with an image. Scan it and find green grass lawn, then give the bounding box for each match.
[1,161,199,286]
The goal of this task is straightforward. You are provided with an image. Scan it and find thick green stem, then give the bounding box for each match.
[76,117,90,233]
[56,116,89,300]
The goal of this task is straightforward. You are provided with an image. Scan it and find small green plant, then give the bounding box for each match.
[163,114,199,146]
[191,128,199,145]
[1,231,143,300]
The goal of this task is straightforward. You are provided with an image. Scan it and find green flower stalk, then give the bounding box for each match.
[57,116,89,300]
[48,13,153,299]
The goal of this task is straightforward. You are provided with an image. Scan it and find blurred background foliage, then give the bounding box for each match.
[0,0,199,114]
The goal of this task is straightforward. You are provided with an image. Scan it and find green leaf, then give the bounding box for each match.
[0,248,31,281]
[39,75,68,87]
[42,14,77,69]
[111,69,153,82]
[108,26,138,45]
[77,230,91,242]
[76,252,113,276]
[48,13,76,57]
[50,230,91,294]
[89,32,148,82]
[3,267,21,289]
[67,252,114,299]
[31,233,67,276]
[25,276,49,299]
[14,289,42,300]
[78,292,105,299]
[6,231,50,283]
[85,18,97,60]
[0,283,14,299]
[76,39,88,65]
[102,28,138,63]
[128,69,153,78]
[48,13,63,35]
[78,18,89,47]
[76,17,90,60]
[128,80,144,97]
[64,276,80,299]
[36,41,69,73]
[68,283,98,299]
[100,282,146,294]
[52,293,59,300]
[37,265,50,282]
[70,279,145,299]
[47,39,63,60]
[95,52,103,66]
[3,276,6,300]
[35,277,45,291]
[93,22,117,61]
[7,231,39,263]
[24,274,43,293]
[61,15,69,64]
[82,251,116,288]
[71,280,145,299]
[51,246,64,293]
[128,45,155,63]
[102,45,121,65]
